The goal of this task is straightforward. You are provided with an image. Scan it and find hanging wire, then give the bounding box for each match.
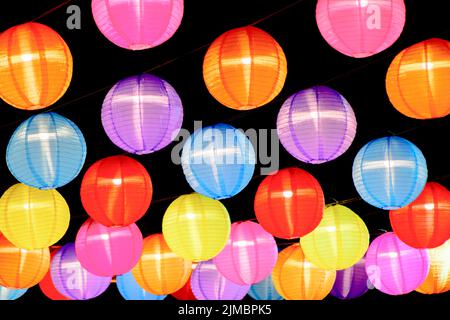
[31,0,74,22]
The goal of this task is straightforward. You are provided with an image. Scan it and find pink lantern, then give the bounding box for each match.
[214,221,278,285]
[316,0,406,58]
[75,218,143,277]
[92,0,184,50]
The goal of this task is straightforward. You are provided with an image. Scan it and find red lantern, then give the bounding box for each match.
[254,167,324,239]
[39,248,71,300]
[171,274,197,300]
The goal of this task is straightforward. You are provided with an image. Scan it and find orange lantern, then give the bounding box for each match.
[203,26,287,110]
[416,240,450,294]
[0,22,73,110]
[132,234,192,295]
[386,38,450,119]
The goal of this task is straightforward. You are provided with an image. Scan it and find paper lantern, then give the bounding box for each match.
[51,243,111,300]
[365,232,430,295]
[331,257,369,300]
[75,218,143,277]
[171,274,196,300]
[203,26,287,110]
[0,286,27,300]
[92,0,183,50]
[214,221,278,285]
[254,167,324,239]
[181,124,255,199]
[390,182,450,249]
[416,240,450,294]
[277,86,357,164]
[132,234,192,295]
[191,260,250,300]
[162,193,231,261]
[386,38,450,119]
[6,112,87,189]
[272,243,336,300]
[0,22,72,110]
[352,136,428,210]
[80,155,152,226]
[117,271,167,300]
[248,275,283,301]
[316,0,406,58]
[39,249,71,300]
[101,74,183,154]
[0,235,50,289]
[301,205,370,270]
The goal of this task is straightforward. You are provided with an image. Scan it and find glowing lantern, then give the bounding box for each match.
[390,182,450,249]
[272,243,336,300]
[254,167,324,239]
[0,286,27,300]
[416,240,450,294]
[132,234,192,295]
[80,155,152,226]
[101,74,183,155]
[0,235,50,289]
[75,218,143,277]
[365,232,430,295]
[386,38,450,119]
[316,0,406,58]
[248,275,283,301]
[171,274,196,300]
[6,112,87,189]
[0,22,72,110]
[203,26,287,110]
[214,221,278,285]
[352,136,428,209]
[117,271,167,300]
[162,193,231,261]
[331,257,370,300]
[301,205,370,270]
[51,243,111,300]
[181,124,255,199]
[39,249,71,300]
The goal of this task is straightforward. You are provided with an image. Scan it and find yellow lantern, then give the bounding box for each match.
[0,183,70,250]
[416,240,450,294]
[162,193,231,261]
[301,204,369,270]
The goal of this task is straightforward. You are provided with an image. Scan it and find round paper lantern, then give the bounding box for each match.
[214,221,278,285]
[75,218,143,277]
[181,124,255,199]
[277,86,357,164]
[39,249,71,300]
[316,0,406,58]
[352,136,428,210]
[51,243,111,300]
[0,235,50,289]
[92,0,183,50]
[248,275,283,301]
[254,167,325,239]
[162,193,231,261]
[6,112,87,189]
[132,234,192,295]
[0,286,27,300]
[390,182,450,249]
[80,155,152,226]
[117,271,167,300]
[203,26,287,110]
[301,204,370,270]
[365,232,430,295]
[272,243,336,300]
[416,240,450,294]
[0,22,72,110]
[191,260,250,300]
[331,257,369,300]
[386,38,450,119]
[101,74,183,155]
[171,274,196,300]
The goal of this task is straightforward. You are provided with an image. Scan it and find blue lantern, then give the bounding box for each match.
[181,123,256,199]
[0,286,27,300]
[6,112,87,189]
[116,271,167,301]
[248,275,283,300]
[352,136,427,209]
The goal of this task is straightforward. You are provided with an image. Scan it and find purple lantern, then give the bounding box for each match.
[191,260,250,300]
[331,257,369,300]
[277,86,357,164]
[101,74,183,155]
[50,243,111,300]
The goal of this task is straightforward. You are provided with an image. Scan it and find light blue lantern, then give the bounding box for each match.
[181,123,256,199]
[352,136,427,210]
[6,112,87,189]
[0,286,27,300]
[248,275,283,300]
[116,272,167,301]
